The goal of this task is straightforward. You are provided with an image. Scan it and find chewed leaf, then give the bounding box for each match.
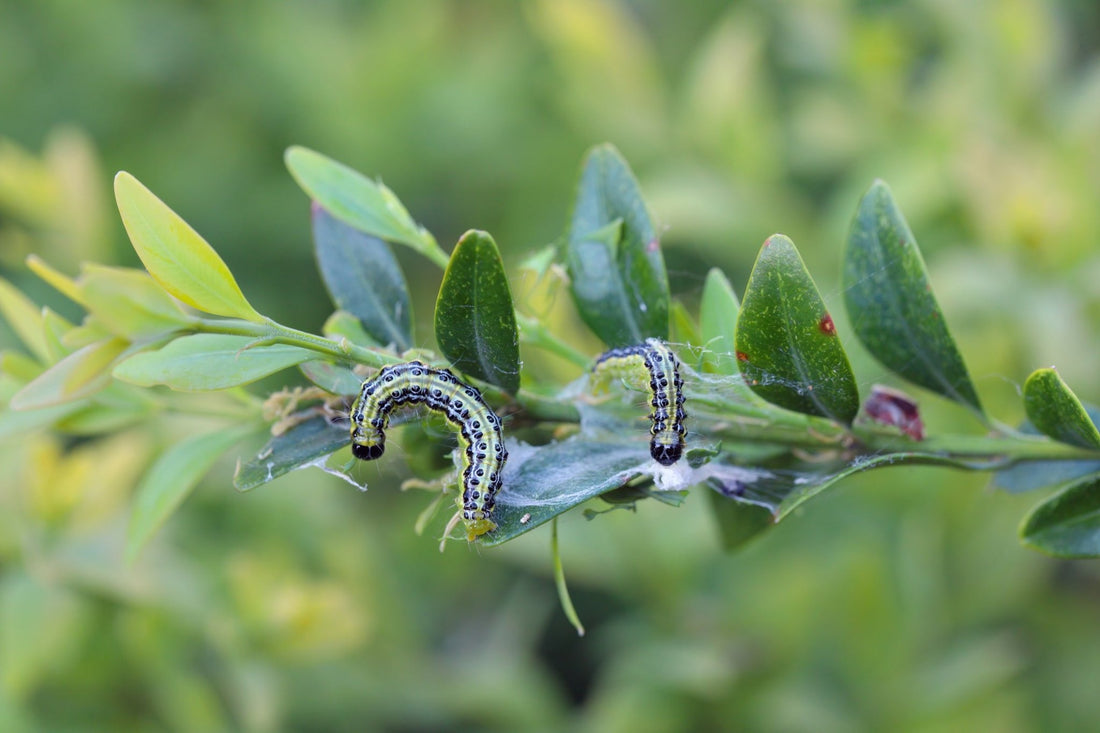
[126,426,254,562]
[114,172,263,322]
[565,143,669,347]
[313,205,412,351]
[736,235,859,423]
[843,180,983,415]
[235,415,351,491]
[113,334,314,390]
[1023,368,1100,450]
[1020,474,1100,558]
[434,230,520,394]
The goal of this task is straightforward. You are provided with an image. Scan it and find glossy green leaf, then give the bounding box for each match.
[843,180,983,414]
[434,230,520,394]
[482,439,658,546]
[312,205,412,351]
[285,146,441,264]
[79,265,194,339]
[565,143,669,347]
[0,277,48,363]
[127,426,254,561]
[113,334,313,390]
[1020,474,1100,558]
[234,415,350,491]
[736,235,859,423]
[700,267,740,376]
[300,360,363,396]
[1023,368,1100,450]
[9,338,128,410]
[114,172,264,322]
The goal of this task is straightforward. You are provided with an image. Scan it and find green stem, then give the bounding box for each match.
[516,313,591,370]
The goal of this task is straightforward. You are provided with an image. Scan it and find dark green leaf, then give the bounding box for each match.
[736,234,859,423]
[1023,368,1100,450]
[234,415,350,491]
[113,334,313,390]
[126,426,254,561]
[565,143,669,347]
[482,439,656,546]
[1020,474,1100,558]
[313,205,412,351]
[434,230,520,394]
[300,360,363,396]
[706,489,774,551]
[843,180,983,414]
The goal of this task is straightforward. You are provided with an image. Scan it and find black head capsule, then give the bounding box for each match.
[352,442,385,460]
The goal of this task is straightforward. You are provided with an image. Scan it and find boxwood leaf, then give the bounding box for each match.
[736,235,859,423]
[700,268,740,375]
[843,180,983,414]
[299,360,363,396]
[9,337,128,409]
[313,205,412,351]
[1023,368,1100,450]
[113,334,313,390]
[285,146,441,264]
[1020,474,1100,558]
[565,143,669,347]
[234,415,350,491]
[0,277,49,363]
[126,425,254,561]
[114,172,264,323]
[994,405,1100,493]
[80,265,194,339]
[434,230,520,394]
[706,490,773,551]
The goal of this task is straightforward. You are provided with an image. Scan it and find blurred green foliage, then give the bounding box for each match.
[3,0,1100,730]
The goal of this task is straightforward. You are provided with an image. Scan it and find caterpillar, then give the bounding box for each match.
[591,338,686,466]
[349,361,506,541]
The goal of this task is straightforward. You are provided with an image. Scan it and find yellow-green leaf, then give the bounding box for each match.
[0,277,48,363]
[9,337,128,410]
[114,172,263,322]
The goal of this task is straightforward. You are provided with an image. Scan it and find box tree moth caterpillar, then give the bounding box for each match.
[591,338,686,466]
[349,361,506,541]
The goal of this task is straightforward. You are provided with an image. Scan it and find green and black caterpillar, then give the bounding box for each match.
[591,339,687,466]
[349,361,506,541]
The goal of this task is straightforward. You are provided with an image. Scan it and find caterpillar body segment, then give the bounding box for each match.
[592,339,686,466]
[350,361,506,540]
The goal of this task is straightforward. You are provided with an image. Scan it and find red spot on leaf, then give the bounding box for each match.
[736,351,749,362]
[818,313,836,336]
[646,239,660,253]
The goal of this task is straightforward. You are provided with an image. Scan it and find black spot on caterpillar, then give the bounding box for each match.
[349,361,506,540]
[591,338,686,466]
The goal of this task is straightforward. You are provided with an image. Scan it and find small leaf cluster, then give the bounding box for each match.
[2,144,1100,560]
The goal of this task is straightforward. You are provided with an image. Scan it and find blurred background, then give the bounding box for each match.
[4,0,1100,730]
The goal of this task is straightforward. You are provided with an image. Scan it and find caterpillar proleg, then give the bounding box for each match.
[350,361,506,540]
[591,339,686,466]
